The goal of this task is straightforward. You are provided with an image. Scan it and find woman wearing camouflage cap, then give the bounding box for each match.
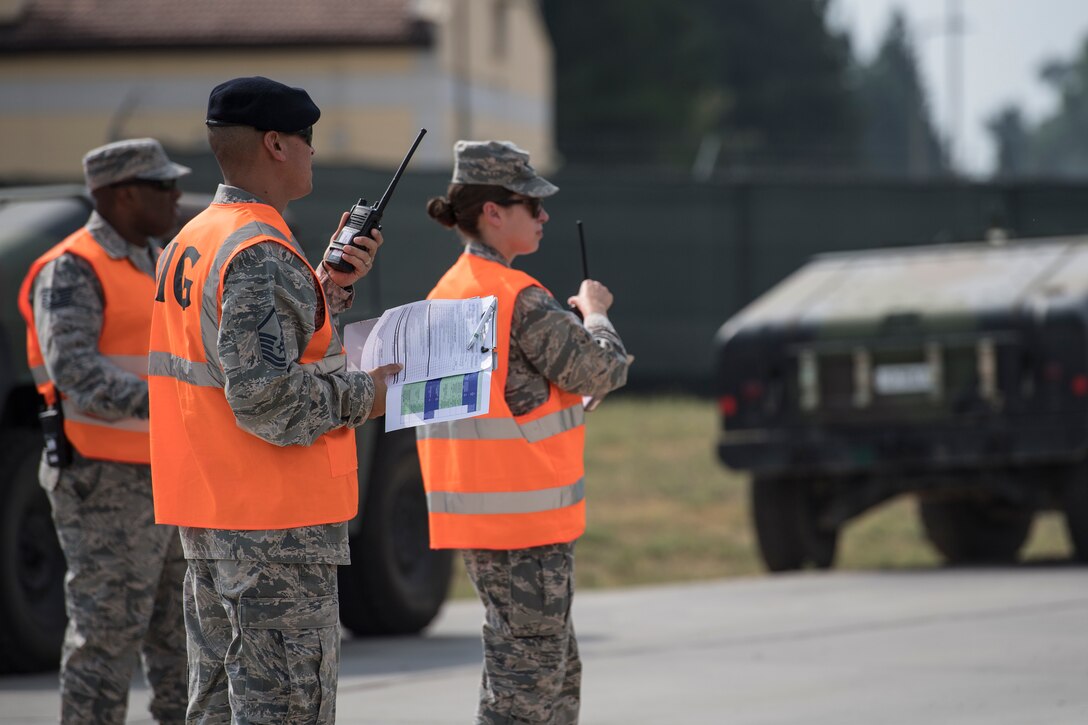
[416,140,629,724]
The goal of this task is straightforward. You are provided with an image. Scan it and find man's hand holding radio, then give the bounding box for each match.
[322,211,384,287]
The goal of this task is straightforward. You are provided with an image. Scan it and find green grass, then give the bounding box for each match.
[447,394,1074,599]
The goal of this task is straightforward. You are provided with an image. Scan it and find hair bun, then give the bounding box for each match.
[426,196,458,229]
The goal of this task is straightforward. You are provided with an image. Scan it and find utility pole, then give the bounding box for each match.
[944,0,966,173]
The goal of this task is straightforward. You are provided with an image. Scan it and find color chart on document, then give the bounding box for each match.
[385,369,491,431]
[399,372,485,423]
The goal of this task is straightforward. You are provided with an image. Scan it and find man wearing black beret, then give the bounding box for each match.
[148,76,401,723]
[204,75,322,140]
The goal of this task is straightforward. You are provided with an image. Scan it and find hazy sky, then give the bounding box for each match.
[832,0,1088,176]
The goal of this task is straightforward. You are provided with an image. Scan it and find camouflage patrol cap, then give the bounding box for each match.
[82,138,191,192]
[452,140,558,197]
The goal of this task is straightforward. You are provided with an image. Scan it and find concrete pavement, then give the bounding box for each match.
[2,565,1085,723]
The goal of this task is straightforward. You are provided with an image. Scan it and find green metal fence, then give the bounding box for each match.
[170,153,1088,390]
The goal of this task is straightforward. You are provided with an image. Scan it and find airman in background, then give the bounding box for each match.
[18,138,191,724]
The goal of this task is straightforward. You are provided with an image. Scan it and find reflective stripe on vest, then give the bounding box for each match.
[186,220,315,384]
[154,216,343,383]
[148,350,347,388]
[427,478,585,515]
[18,227,154,464]
[31,353,148,388]
[61,400,150,433]
[416,405,584,443]
[416,253,586,550]
[30,365,48,386]
[149,201,358,530]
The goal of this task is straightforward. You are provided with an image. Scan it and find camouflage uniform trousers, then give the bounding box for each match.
[41,455,187,725]
[183,557,341,724]
[463,542,581,725]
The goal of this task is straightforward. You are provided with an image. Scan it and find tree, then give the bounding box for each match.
[984,35,1088,178]
[541,1,716,166]
[854,11,946,176]
[696,0,859,171]
[986,105,1029,177]
[541,0,860,171]
[1024,41,1088,176]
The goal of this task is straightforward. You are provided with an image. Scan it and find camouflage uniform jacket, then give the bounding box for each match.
[31,210,157,422]
[466,240,628,416]
[180,185,373,565]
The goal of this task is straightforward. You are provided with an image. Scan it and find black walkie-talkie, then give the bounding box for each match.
[571,220,591,320]
[38,404,72,468]
[577,220,590,281]
[325,128,427,273]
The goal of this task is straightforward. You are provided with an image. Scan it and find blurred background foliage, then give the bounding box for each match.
[988,36,1088,177]
[541,0,1088,178]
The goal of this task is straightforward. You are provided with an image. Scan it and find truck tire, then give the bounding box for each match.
[751,475,838,572]
[338,430,452,635]
[918,498,1031,564]
[1064,476,1088,563]
[0,429,67,673]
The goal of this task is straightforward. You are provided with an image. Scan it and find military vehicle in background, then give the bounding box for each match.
[714,236,1088,571]
[0,185,451,673]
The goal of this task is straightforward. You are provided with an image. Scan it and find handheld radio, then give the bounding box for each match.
[570,220,592,320]
[324,128,427,273]
[577,219,590,280]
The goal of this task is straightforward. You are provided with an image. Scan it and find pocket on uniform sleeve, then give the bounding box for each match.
[507,549,574,638]
[236,595,340,724]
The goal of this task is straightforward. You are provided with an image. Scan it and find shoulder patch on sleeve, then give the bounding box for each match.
[257,308,288,369]
[40,287,75,310]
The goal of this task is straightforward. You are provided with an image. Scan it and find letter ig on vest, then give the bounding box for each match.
[154,242,201,310]
[173,247,201,309]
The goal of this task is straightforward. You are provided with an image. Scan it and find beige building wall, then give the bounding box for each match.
[422,0,555,164]
[0,0,554,183]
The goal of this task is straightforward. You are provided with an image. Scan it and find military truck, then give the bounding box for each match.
[0,185,451,673]
[714,236,1088,571]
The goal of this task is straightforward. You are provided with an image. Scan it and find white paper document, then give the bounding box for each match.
[344,297,497,431]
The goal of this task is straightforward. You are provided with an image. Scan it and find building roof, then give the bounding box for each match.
[0,0,433,52]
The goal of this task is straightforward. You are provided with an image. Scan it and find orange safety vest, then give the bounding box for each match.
[18,227,154,464]
[148,201,358,529]
[416,253,586,550]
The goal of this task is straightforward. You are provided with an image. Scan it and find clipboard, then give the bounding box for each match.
[344,296,498,430]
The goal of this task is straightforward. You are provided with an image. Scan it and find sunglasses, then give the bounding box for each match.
[206,120,313,148]
[287,126,314,147]
[112,178,178,192]
[497,196,543,218]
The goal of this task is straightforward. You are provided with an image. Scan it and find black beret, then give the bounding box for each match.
[205,76,320,132]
